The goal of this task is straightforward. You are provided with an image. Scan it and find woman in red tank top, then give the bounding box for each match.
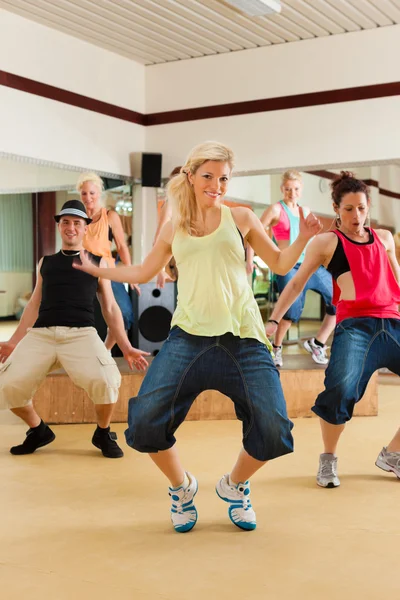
[266,172,400,487]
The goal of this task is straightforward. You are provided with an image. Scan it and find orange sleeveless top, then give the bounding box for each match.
[83,208,114,262]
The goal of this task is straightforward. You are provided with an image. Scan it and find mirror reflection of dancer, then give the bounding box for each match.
[75,141,322,532]
[77,172,139,350]
[0,201,149,458]
[258,171,336,367]
[266,172,400,486]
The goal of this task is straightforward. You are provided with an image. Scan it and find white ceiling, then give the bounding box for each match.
[1,0,400,65]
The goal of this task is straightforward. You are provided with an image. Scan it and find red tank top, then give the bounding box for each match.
[271,202,290,241]
[332,228,400,323]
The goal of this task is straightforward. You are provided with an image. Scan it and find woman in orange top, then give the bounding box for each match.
[77,172,137,349]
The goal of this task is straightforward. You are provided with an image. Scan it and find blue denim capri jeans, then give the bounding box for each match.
[312,317,400,425]
[275,264,336,323]
[111,280,134,331]
[125,327,294,462]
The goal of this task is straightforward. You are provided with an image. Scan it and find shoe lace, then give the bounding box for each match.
[231,483,252,511]
[314,345,327,358]
[386,452,400,468]
[169,487,193,514]
[320,458,336,477]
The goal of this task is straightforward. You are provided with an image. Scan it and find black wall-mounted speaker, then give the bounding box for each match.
[131,282,177,355]
[130,152,162,188]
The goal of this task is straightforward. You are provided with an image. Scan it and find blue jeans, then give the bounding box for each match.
[313,317,400,424]
[111,281,134,331]
[275,264,336,322]
[125,327,294,461]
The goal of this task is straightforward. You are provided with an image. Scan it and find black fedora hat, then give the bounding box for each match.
[54,200,92,224]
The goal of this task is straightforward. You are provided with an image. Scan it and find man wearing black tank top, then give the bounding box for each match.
[0,201,149,458]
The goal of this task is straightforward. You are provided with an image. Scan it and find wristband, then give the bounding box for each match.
[267,319,279,326]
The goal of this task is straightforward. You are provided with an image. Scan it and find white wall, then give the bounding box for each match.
[0,10,145,112]
[378,194,400,231]
[0,273,32,317]
[0,10,145,175]
[146,96,400,178]
[0,85,144,176]
[378,166,400,232]
[146,25,400,113]
[145,22,400,234]
[227,175,270,207]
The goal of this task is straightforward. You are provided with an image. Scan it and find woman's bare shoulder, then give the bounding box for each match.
[374,228,394,250]
[106,209,121,224]
[316,231,338,244]
[309,231,338,261]
[159,220,174,245]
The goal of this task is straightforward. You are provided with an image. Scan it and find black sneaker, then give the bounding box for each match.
[10,422,56,455]
[92,428,124,458]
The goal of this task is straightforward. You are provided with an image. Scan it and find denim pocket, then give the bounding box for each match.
[337,318,357,332]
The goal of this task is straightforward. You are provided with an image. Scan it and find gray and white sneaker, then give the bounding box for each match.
[375,447,400,478]
[273,346,283,368]
[317,453,340,488]
[304,338,329,365]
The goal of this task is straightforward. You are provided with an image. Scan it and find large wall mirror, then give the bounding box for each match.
[1,154,399,346]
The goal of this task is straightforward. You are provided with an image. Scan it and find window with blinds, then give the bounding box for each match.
[0,194,33,272]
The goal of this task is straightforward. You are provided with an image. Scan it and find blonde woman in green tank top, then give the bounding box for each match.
[75,141,322,533]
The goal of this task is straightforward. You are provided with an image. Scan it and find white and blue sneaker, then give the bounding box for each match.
[216,474,256,531]
[168,472,198,533]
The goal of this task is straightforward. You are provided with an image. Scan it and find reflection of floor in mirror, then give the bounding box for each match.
[0,384,398,600]
[274,319,333,358]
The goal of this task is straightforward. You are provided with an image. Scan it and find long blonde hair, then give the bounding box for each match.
[166,141,235,234]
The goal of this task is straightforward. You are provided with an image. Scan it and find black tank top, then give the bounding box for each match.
[34,250,102,328]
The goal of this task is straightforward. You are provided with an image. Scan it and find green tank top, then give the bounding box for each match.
[171,205,272,350]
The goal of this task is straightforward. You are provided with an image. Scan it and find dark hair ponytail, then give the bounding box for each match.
[331,171,370,206]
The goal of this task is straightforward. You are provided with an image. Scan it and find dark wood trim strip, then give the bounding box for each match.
[363,178,379,188]
[146,82,400,125]
[378,187,400,200]
[2,69,400,200]
[1,69,399,127]
[0,70,146,126]
[307,170,337,180]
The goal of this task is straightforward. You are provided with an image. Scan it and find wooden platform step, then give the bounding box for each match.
[32,355,378,424]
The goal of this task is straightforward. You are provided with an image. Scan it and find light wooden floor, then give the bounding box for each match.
[0,385,398,600]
